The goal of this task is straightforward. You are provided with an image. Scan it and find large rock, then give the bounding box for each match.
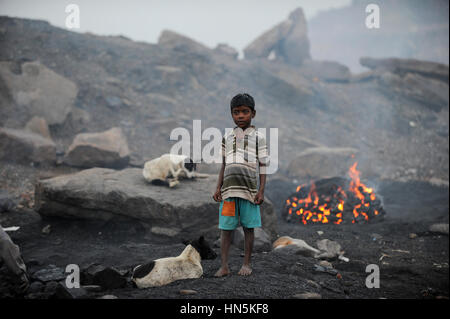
[360,57,449,83]
[244,20,292,60]
[0,61,77,125]
[0,127,56,164]
[34,168,278,241]
[32,265,66,282]
[244,7,310,66]
[429,223,449,235]
[214,43,239,59]
[63,127,130,169]
[287,147,358,180]
[24,116,52,139]
[377,72,449,112]
[299,60,351,82]
[82,264,126,290]
[158,29,211,56]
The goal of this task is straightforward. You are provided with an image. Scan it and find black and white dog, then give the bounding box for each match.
[142,154,208,188]
[131,236,217,288]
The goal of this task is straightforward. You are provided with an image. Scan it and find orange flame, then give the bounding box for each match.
[285,161,382,225]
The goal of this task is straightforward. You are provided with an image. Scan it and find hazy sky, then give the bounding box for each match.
[0,0,351,56]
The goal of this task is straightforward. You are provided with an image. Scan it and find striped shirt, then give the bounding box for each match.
[221,125,268,204]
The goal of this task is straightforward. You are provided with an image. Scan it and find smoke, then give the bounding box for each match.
[308,0,449,72]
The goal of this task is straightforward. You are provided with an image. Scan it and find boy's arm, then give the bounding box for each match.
[254,162,266,205]
[254,132,268,205]
[214,136,227,202]
[216,158,226,190]
[213,158,226,202]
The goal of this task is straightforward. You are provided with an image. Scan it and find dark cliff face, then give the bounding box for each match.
[0,14,448,182]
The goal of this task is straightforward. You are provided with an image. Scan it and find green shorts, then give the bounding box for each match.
[219,197,262,230]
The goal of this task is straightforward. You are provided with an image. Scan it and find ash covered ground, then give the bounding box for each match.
[0,163,448,299]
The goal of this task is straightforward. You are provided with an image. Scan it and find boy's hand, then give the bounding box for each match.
[254,191,264,205]
[213,188,223,202]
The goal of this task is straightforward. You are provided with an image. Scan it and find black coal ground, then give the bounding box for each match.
[0,179,448,299]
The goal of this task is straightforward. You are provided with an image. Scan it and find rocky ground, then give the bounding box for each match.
[0,162,448,299]
[1,15,448,180]
[0,9,448,300]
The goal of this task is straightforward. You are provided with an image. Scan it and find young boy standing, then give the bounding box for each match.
[213,93,268,277]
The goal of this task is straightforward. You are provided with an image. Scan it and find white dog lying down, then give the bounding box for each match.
[142,154,208,187]
[273,236,349,261]
[131,236,217,288]
[272,236,321,257]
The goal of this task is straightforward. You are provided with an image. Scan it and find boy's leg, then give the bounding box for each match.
[237,198,261,276]
[216,198,238,277]
[215,230,232,277]
[238,227,254,276]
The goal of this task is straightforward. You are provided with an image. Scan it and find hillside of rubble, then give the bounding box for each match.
[0,7,448,299]
[0,11,448,183]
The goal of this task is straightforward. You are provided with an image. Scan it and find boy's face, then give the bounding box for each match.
[231,105,255,129]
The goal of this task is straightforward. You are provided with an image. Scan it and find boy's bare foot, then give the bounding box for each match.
[238,264,252,276]
[215,266,230,277]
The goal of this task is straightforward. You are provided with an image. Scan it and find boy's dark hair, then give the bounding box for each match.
[230,93,255,111]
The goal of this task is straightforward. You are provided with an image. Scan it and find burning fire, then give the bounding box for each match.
[285,162,383,225]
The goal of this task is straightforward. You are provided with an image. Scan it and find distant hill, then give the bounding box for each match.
[308,0,449,72]
[0,13,448,182]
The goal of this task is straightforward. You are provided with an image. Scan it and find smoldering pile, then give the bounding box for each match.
[284,163,386,225]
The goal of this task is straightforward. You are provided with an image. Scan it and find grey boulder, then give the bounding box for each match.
[244,8,310,66]
[63,127,130,169]
[0,127,56,164]
[299,59,351,82]
[360,57,449,83]
[429,223,449,235]
[34,168,278,241]
[0,61,77,126]
[287,146,358,180]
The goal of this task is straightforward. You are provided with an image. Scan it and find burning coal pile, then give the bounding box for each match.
[284,163,386,225]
